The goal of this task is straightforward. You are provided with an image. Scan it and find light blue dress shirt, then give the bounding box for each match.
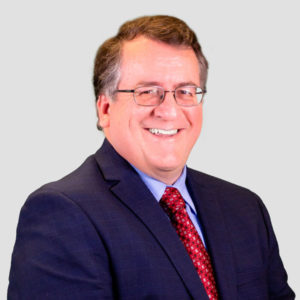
[132,165,206,247]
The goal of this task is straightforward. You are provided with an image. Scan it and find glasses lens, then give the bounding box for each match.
[134,86,162,106]
[175,86,204,106]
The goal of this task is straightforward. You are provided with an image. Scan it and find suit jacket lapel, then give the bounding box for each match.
[187,168,237,300]
[95,140,209,299]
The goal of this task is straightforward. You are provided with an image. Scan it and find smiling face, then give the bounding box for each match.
[97,36,203,184]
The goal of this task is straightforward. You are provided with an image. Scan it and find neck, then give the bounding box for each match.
[138,166,184,186]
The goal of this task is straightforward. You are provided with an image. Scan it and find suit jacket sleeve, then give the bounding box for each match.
[8,189,114,300]
[257,196,295,299]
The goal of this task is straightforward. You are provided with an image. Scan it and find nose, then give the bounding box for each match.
[153,90,179,120]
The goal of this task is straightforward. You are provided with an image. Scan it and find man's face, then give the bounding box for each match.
[98,37,203,184]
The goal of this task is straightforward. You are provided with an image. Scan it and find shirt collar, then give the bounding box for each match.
[131,165,197,214]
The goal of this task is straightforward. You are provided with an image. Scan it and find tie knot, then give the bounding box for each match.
[160,187,186,215]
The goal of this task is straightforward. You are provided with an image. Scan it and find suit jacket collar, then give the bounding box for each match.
[95,139,236,299]
[187,168,237,300]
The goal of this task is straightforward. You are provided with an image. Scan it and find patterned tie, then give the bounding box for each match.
[160,187,218,300]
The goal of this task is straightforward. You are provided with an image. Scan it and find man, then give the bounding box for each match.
[8,15,294,299]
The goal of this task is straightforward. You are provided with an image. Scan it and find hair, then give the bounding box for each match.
[93,15,208,129]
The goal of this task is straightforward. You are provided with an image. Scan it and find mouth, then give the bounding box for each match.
[148,128,179,136]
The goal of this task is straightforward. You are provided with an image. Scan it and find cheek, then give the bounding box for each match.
[197,111,203,130]
[186,106,203,128]
[128,107,153,129]
[110,102,131,128]
[186,109,203,144]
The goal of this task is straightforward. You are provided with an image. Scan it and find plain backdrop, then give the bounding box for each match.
[1,0,299,297]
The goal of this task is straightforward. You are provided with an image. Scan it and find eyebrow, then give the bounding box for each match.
[135,81,199,88]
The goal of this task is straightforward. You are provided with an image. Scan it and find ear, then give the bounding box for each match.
[96,94,111,129]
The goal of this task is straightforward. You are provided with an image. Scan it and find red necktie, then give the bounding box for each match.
[160,187,218,300]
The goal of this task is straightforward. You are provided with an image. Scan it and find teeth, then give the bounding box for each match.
[149,128,178,135]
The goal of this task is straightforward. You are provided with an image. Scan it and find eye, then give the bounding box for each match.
[133,86,162,106]
[177,88,194,97]
[136,87,161,99]
[142,89,155,95]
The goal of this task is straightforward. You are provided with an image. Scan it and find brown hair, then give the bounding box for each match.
[93,15,208,99]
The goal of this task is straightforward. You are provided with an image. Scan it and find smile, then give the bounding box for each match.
[148,128,178,136]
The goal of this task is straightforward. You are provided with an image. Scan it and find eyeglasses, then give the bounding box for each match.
[114,85,206,107]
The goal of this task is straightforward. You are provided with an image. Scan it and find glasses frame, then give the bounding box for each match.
[114,85,207,107]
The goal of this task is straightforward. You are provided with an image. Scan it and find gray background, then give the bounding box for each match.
[1,0,299,297]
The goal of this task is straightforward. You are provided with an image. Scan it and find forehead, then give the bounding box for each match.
[119,36,200,88]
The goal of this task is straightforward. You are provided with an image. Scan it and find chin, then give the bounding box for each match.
[150,157,184,173]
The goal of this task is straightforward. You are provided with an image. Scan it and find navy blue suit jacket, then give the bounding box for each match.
[8,139,295,299]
